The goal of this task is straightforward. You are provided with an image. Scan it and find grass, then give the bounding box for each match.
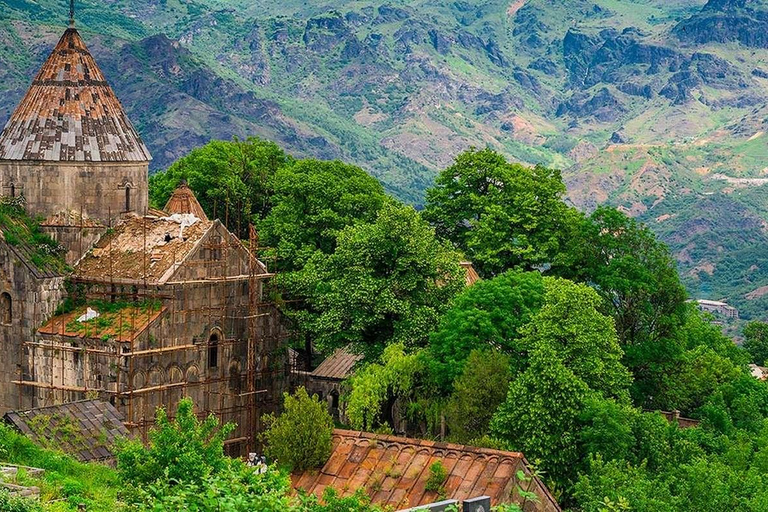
[0,423,122,512]
[62,299,163,340]
[0,202,69,274]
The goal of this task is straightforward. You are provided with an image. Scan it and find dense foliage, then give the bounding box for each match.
[423,148,575,277]
[131,142,768,510]
[261,387,334,471]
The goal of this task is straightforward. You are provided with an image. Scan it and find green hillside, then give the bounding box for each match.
[2,0,768,317]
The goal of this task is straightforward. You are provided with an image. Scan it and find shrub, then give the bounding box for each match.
[0,489,43,512]
[262,387,334,471]
[116,397,234,487]
[425,461,448,494]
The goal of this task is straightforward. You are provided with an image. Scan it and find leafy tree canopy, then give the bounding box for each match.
[428,270,545,388]
[744,321,768,366]
[260,159,387,272]
[307,202,464,358]
[149,137,291,238]
[445,349,512,444]
[423,148,575,277]
[559,206,689,406]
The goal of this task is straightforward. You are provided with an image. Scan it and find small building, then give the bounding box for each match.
[693,299,739,320]
[750,364,768,381]
[304,347,362,422]
[291,429,560,511]
[3,399,130,464]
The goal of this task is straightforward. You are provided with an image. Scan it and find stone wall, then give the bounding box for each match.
[29,277,287,454]
[40,225,109,266]
[0,160,149,228]
[0,242,66,414]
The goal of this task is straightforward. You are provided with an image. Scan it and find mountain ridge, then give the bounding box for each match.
[2,0,768,317]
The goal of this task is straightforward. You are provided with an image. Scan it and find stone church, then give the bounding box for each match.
[0,23,287,453]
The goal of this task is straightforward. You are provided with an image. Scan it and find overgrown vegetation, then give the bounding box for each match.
[0,199,68,274]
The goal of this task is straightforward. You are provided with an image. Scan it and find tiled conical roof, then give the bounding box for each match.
[0,28,151,162]
[164,181,209,221]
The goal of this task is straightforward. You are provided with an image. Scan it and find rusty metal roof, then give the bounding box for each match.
[164,182,209,221]
[311,347,362,380]
[3,400,130,463]
[291,429,561,511]
[0,28,151,162]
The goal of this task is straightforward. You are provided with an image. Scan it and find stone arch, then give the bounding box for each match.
[148,366,165,387]
[207,328,222,369]
[0,292,11,325]
[186,364,200,383]
[132,370,146,390]
[168,364,184,384]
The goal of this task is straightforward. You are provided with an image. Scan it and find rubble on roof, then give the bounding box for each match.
[39,300,164,341]
[74,214,211,283]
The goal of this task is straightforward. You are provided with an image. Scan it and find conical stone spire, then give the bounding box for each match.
[0,27,151,162]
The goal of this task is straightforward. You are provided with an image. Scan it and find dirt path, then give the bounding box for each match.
[508,0,527,16]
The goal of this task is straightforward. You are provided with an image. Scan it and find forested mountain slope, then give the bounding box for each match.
[2,0,768,316]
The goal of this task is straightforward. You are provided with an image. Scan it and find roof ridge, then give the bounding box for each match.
[332,429,525,459]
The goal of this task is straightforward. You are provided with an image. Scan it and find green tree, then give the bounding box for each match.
[428,270,545,387]
[490,344,594,486]
[744,321,768,366]
[559,206,688,406]
[445,349,512,443]
[307,202,464,358]
[116,397,234,487]
[149,137,291,238]
[261,387,334,471]
[345,343,427,432]
[524,277,632,401]
[423,148,575,276]
[260,159,387,272]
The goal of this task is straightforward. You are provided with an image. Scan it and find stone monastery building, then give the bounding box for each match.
[0,24,287,454]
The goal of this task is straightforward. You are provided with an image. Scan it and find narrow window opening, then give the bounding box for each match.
[10,184,15,198]
[208,333,219,369]
[1,293,11,325]
[125,187,131,212]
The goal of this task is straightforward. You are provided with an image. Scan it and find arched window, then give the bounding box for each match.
[208,333,219,369]
[1,293,11,325]
[125,187,131,212]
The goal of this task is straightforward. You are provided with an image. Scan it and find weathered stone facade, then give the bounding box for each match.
[0,240,66,414]
[0,160,148,225]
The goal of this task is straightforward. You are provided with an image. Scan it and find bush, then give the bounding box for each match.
[262,387,334,471]
[116,397,234,487]
[0,489,43,512]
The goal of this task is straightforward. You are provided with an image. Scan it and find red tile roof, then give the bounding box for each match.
[461,261,481,286]
[291,429,561,511]
[0,28,151,162]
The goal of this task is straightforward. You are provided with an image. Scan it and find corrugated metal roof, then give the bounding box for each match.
[311,347,362,380]
[0,28,151,162]
[291,429,561,511]
[3,400,130,463]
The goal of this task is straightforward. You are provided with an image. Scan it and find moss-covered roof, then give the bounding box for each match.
[0,203,69,278]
